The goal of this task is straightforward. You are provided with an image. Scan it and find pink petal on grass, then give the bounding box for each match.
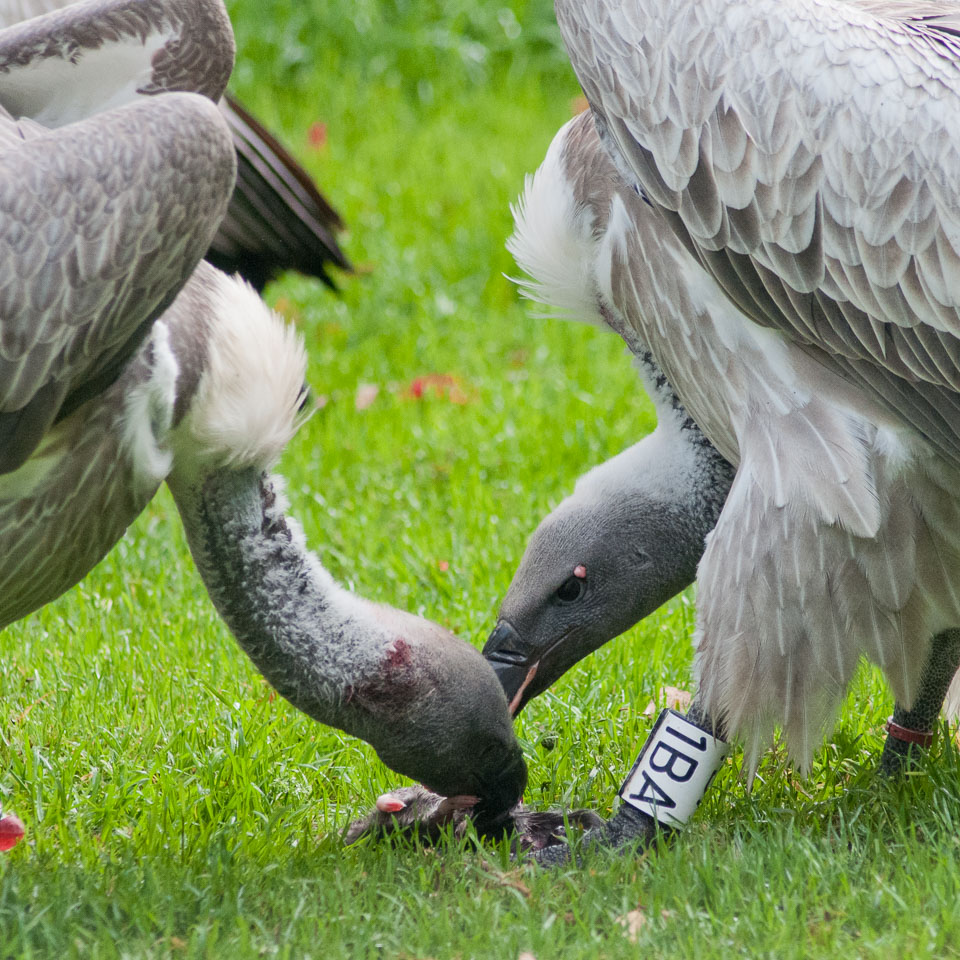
[307,121,328,150]
[355,383,379,410]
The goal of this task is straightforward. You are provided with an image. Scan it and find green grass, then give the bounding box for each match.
[2,2,960,957]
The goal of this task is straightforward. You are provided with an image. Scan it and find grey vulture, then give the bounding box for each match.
[0,0,525,822]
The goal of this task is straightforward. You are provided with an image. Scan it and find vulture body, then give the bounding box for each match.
[550,0,960,767]
[480,0,960,861]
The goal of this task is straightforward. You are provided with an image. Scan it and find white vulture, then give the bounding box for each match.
[0,0,352,291]
[491,109,960,752]
[486,0,960,859]
[0,0,525,822]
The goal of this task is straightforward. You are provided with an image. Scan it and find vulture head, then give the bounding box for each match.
[484,432,732,714]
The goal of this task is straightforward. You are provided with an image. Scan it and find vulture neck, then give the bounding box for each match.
[168,465,388,741]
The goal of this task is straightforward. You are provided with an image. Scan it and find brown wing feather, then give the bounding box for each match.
[205,94,352,291]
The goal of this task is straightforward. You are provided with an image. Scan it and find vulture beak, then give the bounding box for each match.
[474,746,528,820]
[483,620,541,716]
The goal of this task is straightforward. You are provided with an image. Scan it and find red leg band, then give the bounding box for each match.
[884,717,935,748]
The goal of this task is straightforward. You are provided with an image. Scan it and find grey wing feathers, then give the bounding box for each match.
[558,0,960,463]
[0,93,235,474]
[0,0,351,292]
[205,93,352,291]
[0,337,164,629]
[0,0,234,124]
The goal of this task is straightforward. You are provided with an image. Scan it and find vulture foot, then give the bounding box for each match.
[535,705,725,866]
[531,802,663,866]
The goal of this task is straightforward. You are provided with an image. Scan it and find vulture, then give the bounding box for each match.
[487,0,960,860]
[0,0,352,291]
[0,0,525,825]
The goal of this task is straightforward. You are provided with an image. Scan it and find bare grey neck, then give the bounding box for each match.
[167,465,387,743]
[630,348,734,529]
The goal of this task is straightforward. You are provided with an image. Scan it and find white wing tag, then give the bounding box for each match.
[619,709,728,826]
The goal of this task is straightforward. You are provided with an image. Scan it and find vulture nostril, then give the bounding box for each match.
[485,648,528,666]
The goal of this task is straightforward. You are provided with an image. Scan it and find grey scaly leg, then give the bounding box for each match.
[533,700,726,866]
[880,629,960,776]
[535,635,960,867]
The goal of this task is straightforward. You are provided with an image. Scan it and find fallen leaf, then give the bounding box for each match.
[643,685,692,717]
[355,384,379,410]
[405,373,469,404]
[0,813,25,852]
[307,121,328,150]
[482,867,531,899]
[616,908,647,943]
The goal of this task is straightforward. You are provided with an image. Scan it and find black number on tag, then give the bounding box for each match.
[626,721,709,805]
[626,771,677,809]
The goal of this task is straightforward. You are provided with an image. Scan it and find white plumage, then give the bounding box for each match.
[542,0,960,769]
[173,269,308,474]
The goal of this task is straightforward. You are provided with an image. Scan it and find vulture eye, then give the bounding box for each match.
[555,575,585,604]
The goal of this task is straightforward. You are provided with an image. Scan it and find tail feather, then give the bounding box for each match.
[206,93,352,291]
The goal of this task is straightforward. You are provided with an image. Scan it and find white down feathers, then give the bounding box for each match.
[175,270,308,474]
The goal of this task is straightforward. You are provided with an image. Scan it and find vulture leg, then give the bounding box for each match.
[536,639,960,865]
[533,700,726,866]
[880,629,960,776]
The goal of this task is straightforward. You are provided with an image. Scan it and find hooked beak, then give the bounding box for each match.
[475,744,527,820]
[483,620,543,716]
